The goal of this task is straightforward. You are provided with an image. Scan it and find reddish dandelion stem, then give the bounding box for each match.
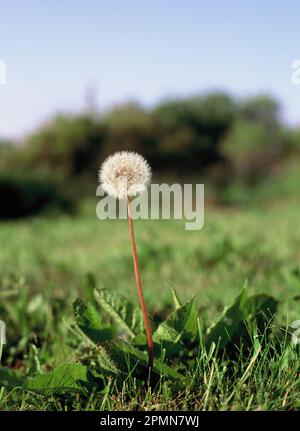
[127,195,153,374]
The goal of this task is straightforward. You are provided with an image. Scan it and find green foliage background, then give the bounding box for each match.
[1,92,299,218]
[0,91,300,410]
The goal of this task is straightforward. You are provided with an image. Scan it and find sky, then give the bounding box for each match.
[0,0,299,139]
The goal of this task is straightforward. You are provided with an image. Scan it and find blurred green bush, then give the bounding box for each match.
[153,93,235,170]
[102,103,159,162]
[1,92,300,218]
[0,170,74,219]
[17,114,105,177]
[220,96,284,183]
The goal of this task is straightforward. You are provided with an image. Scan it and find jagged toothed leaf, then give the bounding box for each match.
[97,338,184,381]
[153,299,198,356]
[172,288,182,310]
[25,363,97,396]
[154,299,198,343]
[97,344,121,376]
[94,289,144,337]
[73,298,115,343]
[206,288,278,350]
[206,288,248,350]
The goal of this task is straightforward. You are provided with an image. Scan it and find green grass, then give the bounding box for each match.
[0,194,300,411]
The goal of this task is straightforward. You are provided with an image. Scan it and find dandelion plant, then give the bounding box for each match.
[99,151,153,373]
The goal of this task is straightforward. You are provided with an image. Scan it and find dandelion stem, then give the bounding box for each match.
[127,195,153,374]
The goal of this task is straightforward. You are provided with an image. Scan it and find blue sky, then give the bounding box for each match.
[0,0,299,139]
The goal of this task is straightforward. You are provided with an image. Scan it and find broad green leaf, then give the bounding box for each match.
[97,338,184,381]
[94,289,144,338]
[154,299,198,345]
[73,298,114,344]
[151,299,198,357]
[131,333,148,349]
[206,288,248,350]
[206,288,278,350]
[25,363,96,396]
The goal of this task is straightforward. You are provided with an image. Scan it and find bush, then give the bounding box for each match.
[102,103,159,161]
[0,140,14,166]
[0,93,239,179]
[0,171,74,219]
[1,92,298,216]
[17,114,105,177]
[153,93,236,170]
[220,96,286,184]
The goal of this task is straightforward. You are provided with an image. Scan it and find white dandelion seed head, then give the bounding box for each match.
[99,151,152,199]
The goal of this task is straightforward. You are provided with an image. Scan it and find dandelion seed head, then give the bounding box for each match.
[99,151,151,199]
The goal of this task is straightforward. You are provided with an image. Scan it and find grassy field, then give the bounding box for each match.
[0,192,300,410]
